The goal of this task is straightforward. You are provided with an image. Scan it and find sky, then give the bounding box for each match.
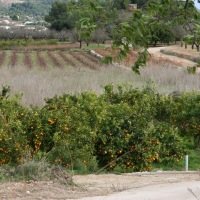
[194,0,200,10]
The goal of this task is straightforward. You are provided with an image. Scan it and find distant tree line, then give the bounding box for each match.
[0,28,71,42]
[0,0,68,20]
[0,0,188,51]
[44,0,177,48]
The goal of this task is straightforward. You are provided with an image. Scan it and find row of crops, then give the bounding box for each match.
[0,50,102,69]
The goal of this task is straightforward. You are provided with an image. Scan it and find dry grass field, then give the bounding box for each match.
[0,44,199,105]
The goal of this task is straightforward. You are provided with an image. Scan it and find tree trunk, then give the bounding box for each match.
[192,43,194,49]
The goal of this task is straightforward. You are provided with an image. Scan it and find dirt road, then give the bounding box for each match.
[148,46,197,68]
[0,171,199,199]
[79,181,200,200]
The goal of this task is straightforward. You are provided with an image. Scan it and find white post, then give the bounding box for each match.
[185,155,188,172]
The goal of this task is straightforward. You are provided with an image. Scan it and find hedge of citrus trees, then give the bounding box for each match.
[0,84,199,172]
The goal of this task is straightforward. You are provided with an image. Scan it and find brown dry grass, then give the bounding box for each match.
[0,62,199,106]
[0,44,199,106]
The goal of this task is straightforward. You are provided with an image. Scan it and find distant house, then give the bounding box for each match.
[128,4,137,11]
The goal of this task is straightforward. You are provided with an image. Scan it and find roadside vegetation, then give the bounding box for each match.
[0,73,200,178]
[0,0,200,182]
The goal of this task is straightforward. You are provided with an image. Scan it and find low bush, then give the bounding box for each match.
[0,39,59,49]
[0,88,28,165]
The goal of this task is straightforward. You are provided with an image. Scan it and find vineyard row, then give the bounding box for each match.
[0,50,102,69]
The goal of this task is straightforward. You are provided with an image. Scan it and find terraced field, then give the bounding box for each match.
[0,50,102,70]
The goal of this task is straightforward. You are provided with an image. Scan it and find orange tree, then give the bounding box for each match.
[170,92,200,149]
[155,91,200,149]
[33,91,107,168]
[0,89,28,165]
[0,84,186,172]
[94,85,184,172]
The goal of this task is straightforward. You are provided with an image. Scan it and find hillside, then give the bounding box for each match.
[0,0,68,19]
[0,0,25,4]
[0,0,64,5]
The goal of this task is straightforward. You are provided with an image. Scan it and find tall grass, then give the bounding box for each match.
[0,59,200,105]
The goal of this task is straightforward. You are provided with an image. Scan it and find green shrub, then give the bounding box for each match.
[0,92,28,165]
[94,86,184,172]
[187,66,197,74]
[170,92,200,149]
[41,92,106,167]
[0,84,196,173]
[0,39,59,49]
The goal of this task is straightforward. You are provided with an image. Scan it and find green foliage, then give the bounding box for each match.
[45,0,118,35]
[101,56,113,64]
[149,22,175,46]
[44,0,200,72]
[187,66,197,74]
[10,14,19,21]
[0,91,27,165]
[9,2,46,17]
[45,1,72,31]
[112,0,131,10]
[152,149,200,171]
[170,92,200,149]
[95,85,184,172]
[132,49,149,74]
[155,91,200,149]
[111,0,199,72]
[182,23,200,52]
[76,18,96,48]
[0,39,59,49]
[8,0,68,18]
[0,84,200,173]
[1,85,10,99]
[130,0,147,8]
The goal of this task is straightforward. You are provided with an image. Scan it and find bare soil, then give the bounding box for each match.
[0,172,199,200]
[148,45,199,69]
[95,44,199,70]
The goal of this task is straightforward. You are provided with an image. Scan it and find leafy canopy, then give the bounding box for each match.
[45,0,200,73]
[111,0,200,74]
